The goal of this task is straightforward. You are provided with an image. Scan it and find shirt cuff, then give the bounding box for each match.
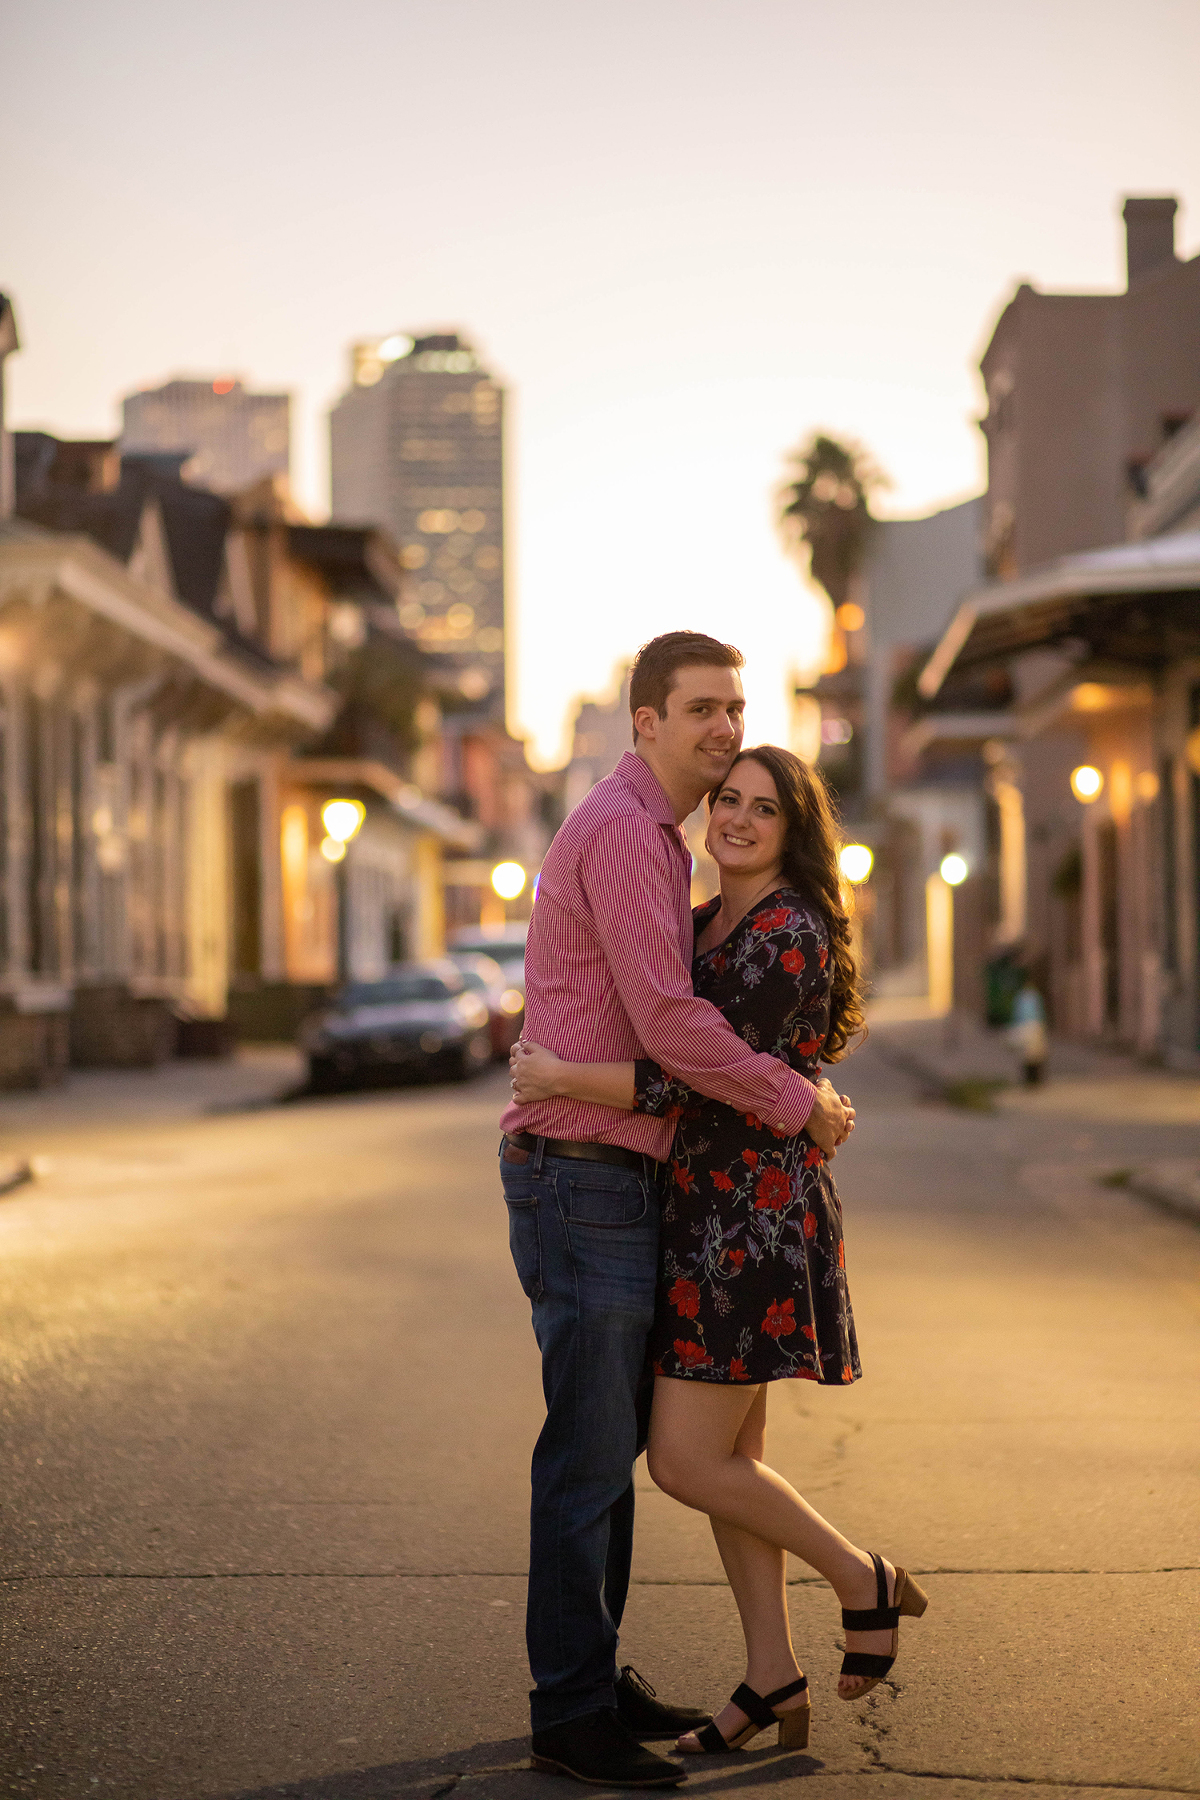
[768,1070,818,1136]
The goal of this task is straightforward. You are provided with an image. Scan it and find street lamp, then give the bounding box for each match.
[1070,764,1104,803]
[839,843,873,884]
[491,860,526,901]
[321,799,365,981]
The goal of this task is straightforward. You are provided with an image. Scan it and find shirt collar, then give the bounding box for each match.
[614,751,679,827]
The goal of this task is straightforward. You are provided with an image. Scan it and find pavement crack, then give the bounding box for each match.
[860,1769,1199,1795]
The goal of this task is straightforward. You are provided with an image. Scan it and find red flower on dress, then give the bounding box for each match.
[730,1357,749,1381]
[711,1170,735,1192]
[818,947,828,968]
[743,1112,765,1131]
[754,1167,791,1210]
[804,1145,823,1169]
[837,1240,845,1268]
[802,1211,817,1239]
[754,908,791,931]
[728,1248,746,1268]
[672,1160,696,1193]
[792,1367,818,1381]
[841,1364,853,1382]
[781,949,806,974]
[801,1324,816,1341]
[795,1036,822,1058]
[652,1360,664,1376]
[761,1298,796,1339]
[669,1278,700,1319]
[741,1149,759,1170]
[675,1339,714,1370]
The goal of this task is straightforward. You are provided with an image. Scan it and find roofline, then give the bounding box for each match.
[918,537,1200,697]
[0,530,337,730]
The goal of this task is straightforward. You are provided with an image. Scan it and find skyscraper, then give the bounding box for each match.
[121,378,290,495]
[329,332,506,714]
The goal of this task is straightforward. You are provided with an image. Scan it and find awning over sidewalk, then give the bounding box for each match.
[919,531,1200,697]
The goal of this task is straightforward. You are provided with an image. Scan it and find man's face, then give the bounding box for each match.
[636,664,745,796]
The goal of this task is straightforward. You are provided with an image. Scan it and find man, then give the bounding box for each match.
[500,631,850,1787]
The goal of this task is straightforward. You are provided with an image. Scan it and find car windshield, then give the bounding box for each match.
[338,976,455,1008]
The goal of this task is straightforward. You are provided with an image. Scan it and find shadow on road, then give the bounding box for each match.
[212,1737,827,1799]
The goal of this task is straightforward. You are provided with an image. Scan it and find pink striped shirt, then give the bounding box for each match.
[501,751,818,1157]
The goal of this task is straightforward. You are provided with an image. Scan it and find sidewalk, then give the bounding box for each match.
[866,998,1200,1222]
[0,1044,305,1152]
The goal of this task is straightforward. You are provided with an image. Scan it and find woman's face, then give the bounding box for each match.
[705,759,787,882]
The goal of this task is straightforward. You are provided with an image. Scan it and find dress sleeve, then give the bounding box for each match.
[632,1059,697,1117]
[733,904,830,1062]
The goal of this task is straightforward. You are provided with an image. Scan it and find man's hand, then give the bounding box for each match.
[806,1079,854,1158]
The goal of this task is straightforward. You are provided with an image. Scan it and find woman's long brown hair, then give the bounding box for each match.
[715,745,866,1062]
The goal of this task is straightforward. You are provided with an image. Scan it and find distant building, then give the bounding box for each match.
[329,331,506,717]
[121,378,290,496]
[979,196,1200,577]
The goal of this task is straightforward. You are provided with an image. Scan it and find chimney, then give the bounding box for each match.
[1122,196,1178,287]
[0,293,20,519]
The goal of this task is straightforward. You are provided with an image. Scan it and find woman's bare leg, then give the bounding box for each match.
[648,1376,896,1702]
[678,1384,806,1748]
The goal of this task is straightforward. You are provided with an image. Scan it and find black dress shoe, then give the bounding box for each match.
[531,1709,687,1787]
[615,1666,713,1737]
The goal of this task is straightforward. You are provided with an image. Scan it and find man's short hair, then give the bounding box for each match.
[628,631,745,742]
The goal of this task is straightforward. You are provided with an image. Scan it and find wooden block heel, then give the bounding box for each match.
[899,1572,929,1618]
[776,1702,811,1750]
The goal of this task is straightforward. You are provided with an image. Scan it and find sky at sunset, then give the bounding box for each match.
[5,0,1199,764]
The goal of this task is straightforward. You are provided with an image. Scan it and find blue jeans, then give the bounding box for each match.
[501,1143,662,1731]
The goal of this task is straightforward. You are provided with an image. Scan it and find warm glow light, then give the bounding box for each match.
[1070,765,1104,803]
[491,860,526,899]
[839,843,873,884]
[499,988,525,1016]
[322,798,366,842]
[320,836,346,863]
[940,853,968,886]
[378,333,413,362]
[1135,770,1160,803]
[835,602,866,631]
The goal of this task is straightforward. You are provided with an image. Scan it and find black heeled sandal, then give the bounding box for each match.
[683,1676,809,1753]
[839,1551,928,1700]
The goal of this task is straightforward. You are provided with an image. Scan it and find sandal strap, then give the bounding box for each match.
[729,1683,784,1730]
[842,1551,899,1629]
[761,1675,808,1708]
[841,1604,900,1629]
[840,1650,896,1679]
[694,1722,735,1754]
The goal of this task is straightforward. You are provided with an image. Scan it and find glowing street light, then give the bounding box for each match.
[1070,764,1104,804]
[322,798,366,842]
[321,799,366,981]
[939,853,969,886]
[491,860,526,901]
[839,843,873,884]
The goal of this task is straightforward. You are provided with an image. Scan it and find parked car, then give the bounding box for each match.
[447,950,525,1057]
[300,963,492,1090]
[448,923,528,998]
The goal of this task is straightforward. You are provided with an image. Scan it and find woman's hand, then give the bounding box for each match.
[509,1039,566,1103]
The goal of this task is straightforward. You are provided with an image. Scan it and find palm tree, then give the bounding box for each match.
[777,432,889,612]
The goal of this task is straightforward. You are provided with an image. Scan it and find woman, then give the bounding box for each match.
[510,745,927,1755]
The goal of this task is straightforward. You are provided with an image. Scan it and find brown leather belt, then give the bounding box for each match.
[503,1131,663,1176]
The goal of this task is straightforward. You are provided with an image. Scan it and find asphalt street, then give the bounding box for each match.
[1,1038,1199,1800]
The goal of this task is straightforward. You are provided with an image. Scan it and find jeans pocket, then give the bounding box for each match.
[567,1173,649,1228]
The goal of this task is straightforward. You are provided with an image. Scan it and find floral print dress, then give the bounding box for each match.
[638,887,861,1387]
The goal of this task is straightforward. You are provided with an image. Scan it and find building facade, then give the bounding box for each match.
[979,196,1200,578]
[121,378,291,496]
[329,332,506,718]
